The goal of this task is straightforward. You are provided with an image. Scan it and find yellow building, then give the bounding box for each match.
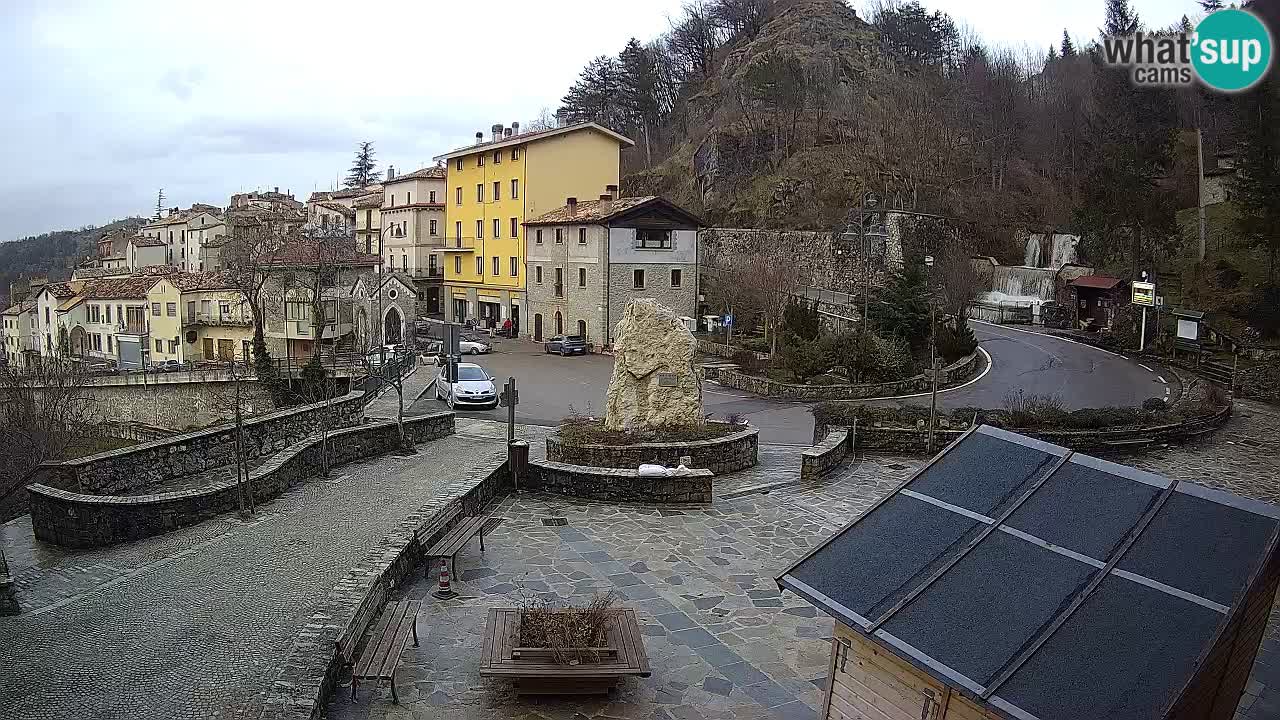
[173,274,254,363]
[434,121,633,332]
[146,277,185,363]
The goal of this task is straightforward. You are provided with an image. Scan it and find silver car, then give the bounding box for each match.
[435,363,498,409]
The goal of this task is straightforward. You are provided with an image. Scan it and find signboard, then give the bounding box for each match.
[723,314,734,327]
[1131,281,1156,307]
[1177,319,1199,341]
[658,373,678,387]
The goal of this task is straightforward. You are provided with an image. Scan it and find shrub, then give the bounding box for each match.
[519,591,622,664]
[776,339,829,381]
[557,417,734,445]
[865,333,915,383]
[1003,390,1067,428]
[731,349,762,374]
[1245,285,1280,339]
[738,336,771,354]
[1142,397,1168,412]
[817,331,860,377]
[1214,259,1242,290]
[936,318,978,363]
[780,300,821,344]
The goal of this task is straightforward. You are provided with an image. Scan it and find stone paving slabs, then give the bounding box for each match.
[0,435,497,720]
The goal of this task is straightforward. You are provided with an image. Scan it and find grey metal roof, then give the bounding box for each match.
[777,425,1280,720]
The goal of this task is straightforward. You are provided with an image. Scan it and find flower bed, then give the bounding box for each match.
[547,421,758,474]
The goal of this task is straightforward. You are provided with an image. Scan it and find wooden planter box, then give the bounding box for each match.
[479,608,651,695]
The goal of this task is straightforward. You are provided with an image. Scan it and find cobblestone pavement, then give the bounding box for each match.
[364,363,436,420]
[0,434,492,720]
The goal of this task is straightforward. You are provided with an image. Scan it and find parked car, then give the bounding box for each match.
[459,338,491,355]
[435,362,498,409]
[544,335,587,356]
[158,359,183,372]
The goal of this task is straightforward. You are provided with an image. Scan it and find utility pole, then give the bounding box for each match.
[1197,128,1207,264]
[925,255,938,454]
[856,191,877,382]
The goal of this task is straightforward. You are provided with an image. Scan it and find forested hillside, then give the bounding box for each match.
[0,217,145,304]
[554,0,1275,281]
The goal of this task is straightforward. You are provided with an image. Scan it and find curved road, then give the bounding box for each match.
[411,328,1171,445]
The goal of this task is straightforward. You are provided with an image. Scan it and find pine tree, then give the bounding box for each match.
[1047,45,1059,65]
[154,188,165,220]
[344,142,381,189]
[1234,79,1280,282]
[618,38,662,165]
[1103,0,1140,36]
[559,56,625,129]
[1199,0,1224,12]
[1060,30,1076,57]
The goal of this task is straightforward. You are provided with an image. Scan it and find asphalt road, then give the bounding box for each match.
[411,325,1171,445]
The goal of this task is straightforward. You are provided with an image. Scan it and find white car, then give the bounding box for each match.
[435,363,498,409]
[459,338,490,355]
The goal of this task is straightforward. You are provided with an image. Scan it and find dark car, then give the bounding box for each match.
[544,334,587,356]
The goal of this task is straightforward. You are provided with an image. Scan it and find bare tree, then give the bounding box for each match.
[221,214,287,372]
[935,244,982,319]
[209,358,258,516]
[0,354,93,513]
[713,249,804,356]
[353,296,411,450]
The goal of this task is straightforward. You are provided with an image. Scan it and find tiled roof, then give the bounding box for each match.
[42,282,79,299]
[168,271,237,292]
[131,236,167,248]
[330,185,381,199]
[385,166,446,183]
[435,122,633,161]
[2,301,32,316]
[524,196,655,225]
[1069,275,1124,290]
[266,239,381,268]
[82,276,162,300]
[353,192,383,209]
[316,201,356,216]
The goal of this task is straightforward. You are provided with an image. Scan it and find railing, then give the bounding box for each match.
[442,240,475,251]
[410,268,444,279]
[117,321,148,335]
[359,350,416,404]
[183,312,253,327]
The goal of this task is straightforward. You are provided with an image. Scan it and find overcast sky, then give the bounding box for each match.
[0,0,1194,241]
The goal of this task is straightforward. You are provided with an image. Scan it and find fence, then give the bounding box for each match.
[359,351,416,404]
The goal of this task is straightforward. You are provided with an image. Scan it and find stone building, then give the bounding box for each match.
[524,195,701,345]
[380,166,447,316]
[351,273,417,348]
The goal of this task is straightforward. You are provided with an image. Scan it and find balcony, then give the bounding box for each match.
[117,321,148,336]
[272,320,353,340]
[183,312,253,328]
[407,268,445,280]
[441,239,476,252]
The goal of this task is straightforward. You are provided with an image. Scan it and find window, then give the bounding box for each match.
[429,190,436,203]
[555,228,563,244]
[578,227,587,244]
[535,228,543,244]
[456,158,463,171]
[493,150,501,164]
[477,154,484,167]
[493,256,500,276]
[476,184,484,202]
[493,181,500,201]
[455,221,462,241]
[155,338,162,352]
[671,269,683,287]
[151,302,160,316]
[633,269,645,289]
[510,256,518,277]
[494,218,501,239]
[476,257,484,275]
[476,219,484,239]
[577,319,587,339]
[402,254,407,270]
[511,179,519,199]
[554,268,564,297]
[535,266,543,283]
[636,228,673,249]
[456,187,462,204]
[578,267,587,287]
[454,256,462,274]
[107,335,112,353]
[220,301,230,316]
[169,340,177,354]
[510,217,518,238]
[430,219,438,236]
[390,194,395,207]
[511,147,519,161]
[406,191,411,204]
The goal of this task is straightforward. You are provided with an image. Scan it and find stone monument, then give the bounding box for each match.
[605,299,704,431]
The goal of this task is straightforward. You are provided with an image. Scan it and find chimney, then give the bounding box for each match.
[599,193,613,213]
[388,165,396,180]
[606,184,619,200]
[274,186,279,194]
[475,131,484,144]
[555,110,566,128]
[566,197,578,216]
[503,127,512,138]
[491,123,503,142]
[512,121,520,135]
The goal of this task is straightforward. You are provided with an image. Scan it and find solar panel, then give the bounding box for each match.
[907,430,1057,516]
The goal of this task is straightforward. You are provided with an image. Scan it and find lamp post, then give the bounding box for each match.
[925,254,939,454]
[855,191,878,382]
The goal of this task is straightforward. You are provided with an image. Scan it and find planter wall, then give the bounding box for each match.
[526,459,713,503]
[694,337,770,360]
[800,426,853,480]
[28,412,454,548]
[814,403,1233,455]
[711,352,978,402]
[545,425,758,475]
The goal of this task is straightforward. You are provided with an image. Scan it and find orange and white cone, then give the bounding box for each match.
[432,558,456,599]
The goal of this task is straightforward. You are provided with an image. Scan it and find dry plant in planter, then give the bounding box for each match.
[517,591,622,665]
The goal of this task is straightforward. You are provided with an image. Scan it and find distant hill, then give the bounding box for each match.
[0,217,146,305]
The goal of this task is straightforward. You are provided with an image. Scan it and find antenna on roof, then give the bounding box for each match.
[154,189,165,220]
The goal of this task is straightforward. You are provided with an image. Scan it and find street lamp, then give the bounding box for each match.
[924,254,939,454]
[856,191,878,382]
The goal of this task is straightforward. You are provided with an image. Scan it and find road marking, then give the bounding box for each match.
[837,346,995,402]
[971,320,1126,358]
[1139,364,1153,372]
[1158,376,1167,384]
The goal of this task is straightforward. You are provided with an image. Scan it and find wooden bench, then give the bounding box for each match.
[335,581,387,677]
[424,515,488,579]
[351,599,422,703]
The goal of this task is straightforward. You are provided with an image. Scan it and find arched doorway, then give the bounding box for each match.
[576,319,587,339]
[384,306,403,346]
[68,325,87,356]
[356,308,369,346]
[554,311,563,336]
[533,313,543,341]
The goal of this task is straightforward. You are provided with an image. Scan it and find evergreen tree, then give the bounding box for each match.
[869,262,931,352]
[1060,30,1076,57]
[344,142,380,189]
[559,55,625,129]
[1103,0,1140,36]
[1234,80,1280,282]
[1047,45,1059,65]
[618,38,663,165]
[1199,0,1224,12]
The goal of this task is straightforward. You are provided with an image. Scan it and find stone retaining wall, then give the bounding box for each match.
[800,426,853,480]
[695,337,769,360]
[526,459,713,503]
[25,392,366,499]
[816,403,1233,454]
[256,451,511,720]
[27,412,454,549]
[712,351,978,401]
[545,425,758,474]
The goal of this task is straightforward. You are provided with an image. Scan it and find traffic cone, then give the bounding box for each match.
[432,558,457,599]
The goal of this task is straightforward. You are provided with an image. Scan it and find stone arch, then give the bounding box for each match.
[68,325,88,356]
[383,306,403,346]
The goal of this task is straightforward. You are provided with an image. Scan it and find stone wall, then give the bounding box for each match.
[546,424,758,475]
[256,451,511,720]
[695,337,769,360]
[800,426,852,480]
[713,351,978,401]
[27,412,455,548]
[815,403,1233,455]
[607,262,698,344]
[526,459,713,503]
[24,375,277,432]
[26,392,366,499]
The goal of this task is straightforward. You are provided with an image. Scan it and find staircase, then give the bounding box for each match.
[1200,359,1235,387]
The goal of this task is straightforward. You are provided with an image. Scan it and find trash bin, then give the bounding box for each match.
[508,440,529,491]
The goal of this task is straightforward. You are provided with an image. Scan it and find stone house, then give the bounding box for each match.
[126,236,167,271]
[171,273,254,363]
[381,166,447,316]
[78,276,163,368]
[351,272,417,348]
[1,300,36,368]
[524,194,701,345]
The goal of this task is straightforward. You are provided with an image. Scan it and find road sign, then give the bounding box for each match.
[499,388,519,407]
[1131,281,1156,307]
[724,313,734,327]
